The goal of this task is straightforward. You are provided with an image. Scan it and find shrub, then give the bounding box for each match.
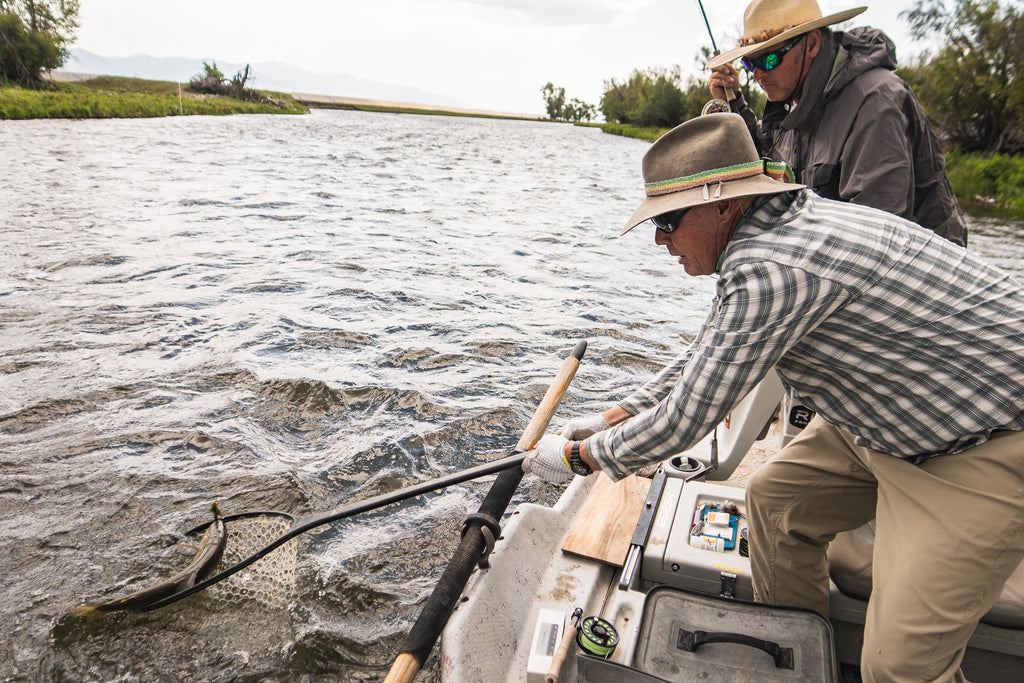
[0,11,65,85]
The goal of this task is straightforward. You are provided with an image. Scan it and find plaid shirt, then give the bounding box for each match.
[588,190,1024,480]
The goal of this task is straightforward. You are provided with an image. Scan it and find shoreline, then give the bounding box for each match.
[290,92,545,121]
[6,73,1022,219]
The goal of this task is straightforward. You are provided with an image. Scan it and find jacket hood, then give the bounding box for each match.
[778,27,897,132]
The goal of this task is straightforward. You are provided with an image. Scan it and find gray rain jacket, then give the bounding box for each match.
[733,28,968,247]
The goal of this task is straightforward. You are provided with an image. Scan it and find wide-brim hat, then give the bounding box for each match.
[706,0,866,70]
[622,113,804,235]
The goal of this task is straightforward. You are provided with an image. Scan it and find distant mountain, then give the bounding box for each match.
[59,49,464,109]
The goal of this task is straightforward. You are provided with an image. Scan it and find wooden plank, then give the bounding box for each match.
[561,472,652,566]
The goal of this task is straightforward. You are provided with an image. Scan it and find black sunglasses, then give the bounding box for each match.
[741,35,805,73]
[651,208,690,234]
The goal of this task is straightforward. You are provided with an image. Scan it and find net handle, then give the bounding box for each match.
[141,341,587,612]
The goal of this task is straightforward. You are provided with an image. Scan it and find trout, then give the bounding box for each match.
[69,502,227,617]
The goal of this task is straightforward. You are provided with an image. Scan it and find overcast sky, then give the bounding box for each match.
[71,0,930,116]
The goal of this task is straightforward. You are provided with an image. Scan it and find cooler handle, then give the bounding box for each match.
[677,629,795,670]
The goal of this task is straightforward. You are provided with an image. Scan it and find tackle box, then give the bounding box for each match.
[641,479,754,600]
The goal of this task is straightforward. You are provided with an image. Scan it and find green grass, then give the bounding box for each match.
[0,76,308,119]
[944,148,1024,218]
[599,122,668,142]
[296,98,545,121]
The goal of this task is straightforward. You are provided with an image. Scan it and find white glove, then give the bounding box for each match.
[522,433,574,485]
[557,413,609,440]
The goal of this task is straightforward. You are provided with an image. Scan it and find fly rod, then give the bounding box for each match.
[697,0,735,110]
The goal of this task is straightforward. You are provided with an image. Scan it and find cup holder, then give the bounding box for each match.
[666,455,706,478]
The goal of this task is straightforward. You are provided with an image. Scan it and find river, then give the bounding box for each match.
[1,109,1021,682]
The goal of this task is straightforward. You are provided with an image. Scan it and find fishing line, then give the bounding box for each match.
[576,615,619,658]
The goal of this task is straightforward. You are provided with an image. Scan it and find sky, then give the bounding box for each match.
[70,0,931,117]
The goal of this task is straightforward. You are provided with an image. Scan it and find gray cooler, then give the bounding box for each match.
[579,586,837,682]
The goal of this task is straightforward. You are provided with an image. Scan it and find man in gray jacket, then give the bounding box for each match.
[708,0,967,246]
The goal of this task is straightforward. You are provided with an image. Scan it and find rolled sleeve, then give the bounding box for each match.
[587,262,849,480]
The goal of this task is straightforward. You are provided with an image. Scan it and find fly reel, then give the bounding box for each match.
[701,98,732,115]
[576,615,619,658]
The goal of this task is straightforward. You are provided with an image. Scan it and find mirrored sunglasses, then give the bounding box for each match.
[650,208,690,234]
[741,35,805,73]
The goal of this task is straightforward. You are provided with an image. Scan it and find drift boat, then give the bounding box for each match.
[440,375,1024,682]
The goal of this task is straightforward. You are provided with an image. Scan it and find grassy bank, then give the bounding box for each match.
[601,123,1024,219]
[300,96,544,121]
[0,76,308,119]
[944,149,1024,218]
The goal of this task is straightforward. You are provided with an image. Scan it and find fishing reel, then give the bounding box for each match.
[576,614,619,658]
[701,98,732,116]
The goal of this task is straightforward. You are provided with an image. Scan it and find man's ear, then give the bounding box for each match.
[719,198,746,221]
[805,29,822,60]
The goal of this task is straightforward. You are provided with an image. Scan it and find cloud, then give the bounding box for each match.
[459,0,653,27]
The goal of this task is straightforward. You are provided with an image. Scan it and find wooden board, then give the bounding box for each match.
[561,472,652,566]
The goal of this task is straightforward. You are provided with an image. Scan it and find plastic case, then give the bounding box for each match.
[633,587,837,681]
[641,480,753,600]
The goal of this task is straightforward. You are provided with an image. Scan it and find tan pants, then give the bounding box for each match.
[746,417,1024,683]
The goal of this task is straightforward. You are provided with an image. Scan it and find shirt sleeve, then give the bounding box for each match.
[586,261,850,480]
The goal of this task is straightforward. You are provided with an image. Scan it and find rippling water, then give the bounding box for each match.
[2,110,1022,681]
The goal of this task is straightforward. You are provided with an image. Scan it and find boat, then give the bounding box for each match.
[440,374,1024,682]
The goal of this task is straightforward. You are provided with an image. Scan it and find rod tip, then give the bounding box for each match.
[571,340,588,360]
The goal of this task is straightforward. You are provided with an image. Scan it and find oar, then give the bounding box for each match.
[385,340,587,683]
[138,340,587,613]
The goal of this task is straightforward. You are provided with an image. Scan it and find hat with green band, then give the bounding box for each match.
[621,113,804,235]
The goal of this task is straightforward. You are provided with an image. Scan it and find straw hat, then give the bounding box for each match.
[621,113,804,235]
[706,0,866,70]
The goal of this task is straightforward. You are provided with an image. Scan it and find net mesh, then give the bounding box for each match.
[206,516,299,610]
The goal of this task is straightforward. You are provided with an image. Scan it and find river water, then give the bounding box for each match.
[1,110,1022,682]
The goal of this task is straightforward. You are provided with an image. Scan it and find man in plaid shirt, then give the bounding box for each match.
[524,113,1024,682]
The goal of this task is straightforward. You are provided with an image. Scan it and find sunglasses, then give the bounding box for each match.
[650,208,690,234]
[741,35,805,73]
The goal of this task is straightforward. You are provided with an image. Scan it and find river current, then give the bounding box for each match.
[1,109,1022,681]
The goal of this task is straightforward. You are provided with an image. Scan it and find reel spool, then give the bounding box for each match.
[701,98,732,115]
[576,615,619,658]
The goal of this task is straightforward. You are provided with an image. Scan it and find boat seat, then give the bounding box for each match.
[828,522,1024,630]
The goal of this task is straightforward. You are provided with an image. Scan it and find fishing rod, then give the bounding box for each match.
[696,0,735,112]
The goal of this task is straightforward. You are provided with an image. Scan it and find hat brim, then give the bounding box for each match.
[706,7,866,70]
[621,175,804,235]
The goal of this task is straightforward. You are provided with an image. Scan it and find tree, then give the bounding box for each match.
[541,82,566,120]
[565,97,597,122]
[0,0,79,84]
[540,82,598,122]
[600,67,689,127]
[899,0,1024,153]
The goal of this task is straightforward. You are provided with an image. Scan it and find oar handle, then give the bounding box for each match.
[384,340,587,683]
[515,340,588,454]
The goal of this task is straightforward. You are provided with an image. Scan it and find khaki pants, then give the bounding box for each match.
[746,417,1024,683]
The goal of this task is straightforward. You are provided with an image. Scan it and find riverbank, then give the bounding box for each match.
[291,92,544,121]
[600,123,1024,219]
[5,75,1020,220]
[0,75,307,119]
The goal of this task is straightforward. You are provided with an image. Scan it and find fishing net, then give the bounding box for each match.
[206,516,299,611]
